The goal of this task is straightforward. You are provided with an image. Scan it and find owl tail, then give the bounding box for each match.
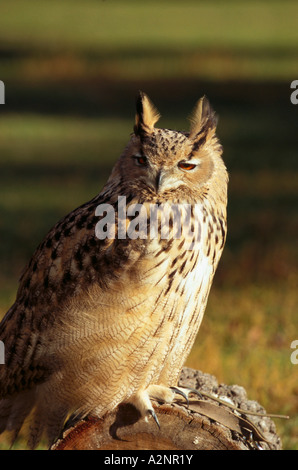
[0,387,68,449]
[0,389,35,447]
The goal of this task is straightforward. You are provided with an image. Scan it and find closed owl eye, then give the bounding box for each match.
[133,154,148,166]
[178,161,197,171]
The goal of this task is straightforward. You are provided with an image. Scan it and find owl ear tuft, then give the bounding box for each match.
[189,96,218,139]
[134,91,161,137]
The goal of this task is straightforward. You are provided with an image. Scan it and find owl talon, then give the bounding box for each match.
[148,408,160,429]
[170,386,189,406]
[186,388,203,400]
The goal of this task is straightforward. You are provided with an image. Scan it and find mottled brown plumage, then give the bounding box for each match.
[0,92,228,448]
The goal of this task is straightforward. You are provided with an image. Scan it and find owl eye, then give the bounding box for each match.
[178,161,197,171]
[133,155,148,166]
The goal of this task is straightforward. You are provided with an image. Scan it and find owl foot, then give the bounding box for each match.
[128,384,191,429]
[127,387,163,428]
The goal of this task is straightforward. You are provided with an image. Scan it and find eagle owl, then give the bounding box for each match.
[0,92,228,448]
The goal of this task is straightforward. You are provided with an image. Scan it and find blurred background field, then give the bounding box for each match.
[0,0,297,449]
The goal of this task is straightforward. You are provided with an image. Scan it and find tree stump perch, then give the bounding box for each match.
[51,367,282,450]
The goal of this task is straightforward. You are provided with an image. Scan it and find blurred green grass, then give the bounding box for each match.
[0,0,297,450]
[1,0,298,82]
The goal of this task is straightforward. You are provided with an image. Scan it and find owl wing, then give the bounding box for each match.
[0,187,136,398]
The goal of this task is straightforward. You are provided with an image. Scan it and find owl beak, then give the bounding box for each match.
[155,170,162,192]
[153,169,169,193]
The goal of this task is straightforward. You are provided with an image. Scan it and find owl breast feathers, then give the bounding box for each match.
[0,92,228,448]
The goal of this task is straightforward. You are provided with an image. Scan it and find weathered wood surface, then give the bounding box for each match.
[51,367,282,450]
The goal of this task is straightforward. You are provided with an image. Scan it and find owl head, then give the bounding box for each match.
[114,91,226,202]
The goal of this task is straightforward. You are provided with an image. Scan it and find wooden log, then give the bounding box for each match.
[51,367,282,450]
